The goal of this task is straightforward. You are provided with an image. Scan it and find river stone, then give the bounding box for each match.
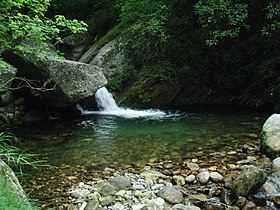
[100,196,114,206]
[140,170,166,180]
[261,114,280,158]
[210,172,224,183]
[100,183,117,196]
[173,175,185,186]
[197,171,210,184]
[260,179,279,195]
[85,198,99,210]
[231,165,267,197]
[158,186,184,204]
[272,157,280,177]
[142,197,165,209]
[172,204,201,210]
[71,188,91,198]
[187,163,200,171]
[185,175,196,183]
[108,176,131,190]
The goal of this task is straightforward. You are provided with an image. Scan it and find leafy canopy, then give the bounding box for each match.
[118,0,168,64]
[0,0,87,57]
[194,0,249,46]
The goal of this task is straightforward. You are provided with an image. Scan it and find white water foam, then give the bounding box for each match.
[76,87,167,119]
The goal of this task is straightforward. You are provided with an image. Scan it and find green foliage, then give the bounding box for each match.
[257,56,280,79]
[142,60,176,82]
[119,0,168,64]
[0,0,87,56]
[0,132,40,173]
[262,1,280,36]
[0,181,38,210]
[194,0,249,45]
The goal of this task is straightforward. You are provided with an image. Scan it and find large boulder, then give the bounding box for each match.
[0,61,17,106]
[231,165,267,197]
[261,114,280,158]
[3,51,107,107]
[0,159,30,206]
[57,33,94,61]
[79,37,126,80]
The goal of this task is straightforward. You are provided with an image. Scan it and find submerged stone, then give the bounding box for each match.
[231,165,267,197]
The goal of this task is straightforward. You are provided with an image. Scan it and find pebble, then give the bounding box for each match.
[173,175,185,186]
[185,175,196,184]
[187,163,200,171]
[197,171,210,184]
[210,172,224,183]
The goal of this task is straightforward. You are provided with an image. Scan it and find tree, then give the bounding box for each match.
[0,0,88,66]
[118,0,168,64]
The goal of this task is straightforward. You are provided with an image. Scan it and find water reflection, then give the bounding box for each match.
[14,111,266,168]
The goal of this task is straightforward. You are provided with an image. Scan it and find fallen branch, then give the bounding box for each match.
[0,77,57,94]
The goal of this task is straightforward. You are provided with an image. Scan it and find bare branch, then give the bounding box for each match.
[0,77,57,93]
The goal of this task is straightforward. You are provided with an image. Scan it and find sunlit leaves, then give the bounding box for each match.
[194,0,248,45]
[262,1,280,36]
[0,0,87,56]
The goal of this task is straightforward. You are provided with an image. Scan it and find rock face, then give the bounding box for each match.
[3,51,107,107]
[231,165,267,197]
[79,37,126,80]
[0,159,28,203]
[0,62,17,106]
[89,39,125,79]
[261,114,280,158]
[57,33,94,61]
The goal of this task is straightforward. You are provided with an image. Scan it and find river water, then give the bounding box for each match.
[14,109,266,169]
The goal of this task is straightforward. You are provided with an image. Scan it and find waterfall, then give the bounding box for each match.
[95,87,121,111]
[76,87,167,118]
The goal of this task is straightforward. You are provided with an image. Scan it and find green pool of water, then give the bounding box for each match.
[14,110,266,169]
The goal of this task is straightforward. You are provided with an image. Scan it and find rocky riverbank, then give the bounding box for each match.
[20,138,280,210]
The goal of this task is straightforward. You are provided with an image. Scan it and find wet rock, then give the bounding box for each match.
[272,157,280,177]
[197,171,210,184]
[158,186,184,204]
[261,114,280,159]
[187,163,200,171]
[132,204,146,210]
[221,188,231,205]
[210,172,224,183]
[143,197,165,209]
[164,163,174,169]
[231,165,267,197]
[99,196,114,206]
[70,188,90,198]
[100,183,117,196]
[140,170,166,180]
[242,201,256,210]
[108,176,131,190]
[272,195,280,207]
[209,187,221,197]
[185,175,196,184]
[85,198,99,210]
[260,179,279,194]
[173,175,185,186]
[235,196,247,209]
[172,204,201,210]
